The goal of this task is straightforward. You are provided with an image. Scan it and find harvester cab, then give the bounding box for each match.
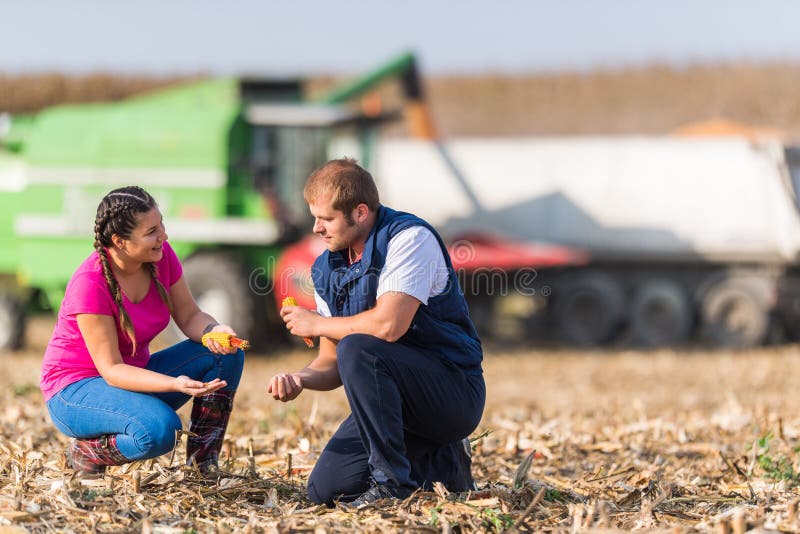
[242,94,392,239]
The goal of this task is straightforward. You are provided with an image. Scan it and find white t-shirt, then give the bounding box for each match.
[314,226,448,317]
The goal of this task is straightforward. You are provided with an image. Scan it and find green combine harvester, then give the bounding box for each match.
[0,53,427,352]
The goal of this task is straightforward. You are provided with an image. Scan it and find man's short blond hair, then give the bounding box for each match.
[304,158,380,217]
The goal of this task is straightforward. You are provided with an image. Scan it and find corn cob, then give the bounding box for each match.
[201,332,251,351]
[281,296,315,348]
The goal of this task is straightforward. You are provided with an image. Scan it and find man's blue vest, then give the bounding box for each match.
[311,205,483,371]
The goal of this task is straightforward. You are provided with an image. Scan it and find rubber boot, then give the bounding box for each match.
[186,390,235,472]
[68,435,128,477]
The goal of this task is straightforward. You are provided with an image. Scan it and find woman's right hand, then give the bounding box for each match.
[173,375,227,396]
[203,324,240,355]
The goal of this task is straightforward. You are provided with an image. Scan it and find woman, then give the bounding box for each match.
[40,186,245,476]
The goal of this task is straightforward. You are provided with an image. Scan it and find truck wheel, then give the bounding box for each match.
[630,280,692,347]
[0,293,25,352]
[181,253,267,349]
[700,276,770,348]
[552,272,624,346]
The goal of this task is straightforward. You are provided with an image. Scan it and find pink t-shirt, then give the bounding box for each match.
[40,241,183,401]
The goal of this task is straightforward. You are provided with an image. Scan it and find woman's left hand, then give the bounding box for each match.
[204,324,240,355]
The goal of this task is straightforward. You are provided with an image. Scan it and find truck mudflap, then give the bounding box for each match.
[273,233,588,312]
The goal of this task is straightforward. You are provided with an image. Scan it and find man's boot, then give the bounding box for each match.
[68,435,128,477]
[186,390,235,472]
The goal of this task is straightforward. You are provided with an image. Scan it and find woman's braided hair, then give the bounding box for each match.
[93,186,171,356]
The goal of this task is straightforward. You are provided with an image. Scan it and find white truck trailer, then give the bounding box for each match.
[369,136,800,347]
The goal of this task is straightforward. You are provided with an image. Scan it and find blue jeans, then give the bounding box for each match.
[307,334,485,505]
[46,340,244,461]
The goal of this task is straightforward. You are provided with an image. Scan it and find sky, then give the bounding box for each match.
[2,1,800,77]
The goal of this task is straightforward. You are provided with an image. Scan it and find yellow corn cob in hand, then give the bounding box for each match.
[201,331,251,351]
[282,296,315,348]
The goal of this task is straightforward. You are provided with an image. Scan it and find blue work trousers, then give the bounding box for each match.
[45,340,244,460]
[307,334,485,505]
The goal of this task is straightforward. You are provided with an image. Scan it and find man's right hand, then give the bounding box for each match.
[268,373,304,402]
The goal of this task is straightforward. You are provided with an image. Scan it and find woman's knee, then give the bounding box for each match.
[220,349,245,389]
[129,410,182,458]
[189,344,245,390]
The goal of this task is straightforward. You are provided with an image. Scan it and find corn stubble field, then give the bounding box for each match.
[1,319,800,533]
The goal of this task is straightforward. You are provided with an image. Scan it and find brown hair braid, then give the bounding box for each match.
[92,186,169,356]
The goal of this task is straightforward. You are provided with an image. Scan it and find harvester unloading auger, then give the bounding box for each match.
[319,53,486,215]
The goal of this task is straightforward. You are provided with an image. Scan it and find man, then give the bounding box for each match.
[269,158,485,508]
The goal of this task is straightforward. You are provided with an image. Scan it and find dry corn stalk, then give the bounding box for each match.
[201,332,251,350]
[281,297,315,348]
